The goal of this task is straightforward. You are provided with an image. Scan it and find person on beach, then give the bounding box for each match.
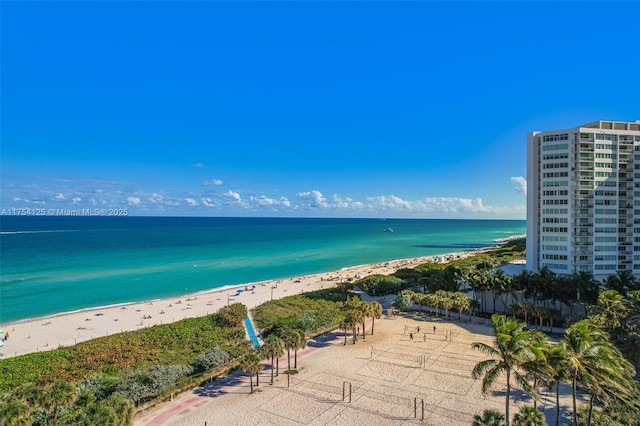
[409,333,414,341]
[423,333,427,342]
[433,326,436,334]
[417,326,420,333]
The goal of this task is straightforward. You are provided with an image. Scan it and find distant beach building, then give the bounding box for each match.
[527,120,640,280]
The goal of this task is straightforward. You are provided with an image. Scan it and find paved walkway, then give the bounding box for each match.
[134,326,361,426]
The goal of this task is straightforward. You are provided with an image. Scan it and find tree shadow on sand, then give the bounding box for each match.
[193,371,249,397]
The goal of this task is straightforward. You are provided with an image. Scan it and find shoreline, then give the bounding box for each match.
[0,244,505,359]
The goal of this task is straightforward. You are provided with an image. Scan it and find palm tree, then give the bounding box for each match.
[472,409,506,426]
[78,403,117,425]
[104,394,134,426]
[604,270,638,295]
[521,344,551,411]
[344,298,364,344]
[495,271,516,313]
[240,352,263,394]
[472,314,546,426]
[489,269,512,313]
[534,266,557,309]
[425,293,438,316]
[261,334,285,384]
[339,316,352,346]
[590,289,631,336]
[370,301,382,335]
[570,271,599,306]
[47,380,76,422]
[543,345,569,426]
[361,302,372,340]
[533,306,546,330]
[293,329,306,369]
[436,290,453,319]
[470,268,491,314]
[512,270,534,304]
[509,302,535,326]
[453,292,472,321]
[562,320,638,426]
[12,383,41,410]
[277,327,299,372]
[413,293,426,312]
[512,405,547,426]
[0,398,30,426]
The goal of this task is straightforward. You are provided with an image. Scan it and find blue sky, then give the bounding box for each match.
[2,1,639,219]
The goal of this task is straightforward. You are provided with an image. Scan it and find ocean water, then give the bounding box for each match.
[0,217,525,323]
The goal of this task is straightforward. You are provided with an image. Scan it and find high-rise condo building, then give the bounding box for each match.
[527,120,640,280]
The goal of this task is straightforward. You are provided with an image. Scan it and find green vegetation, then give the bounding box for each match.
[214,303,248,327]
[354,274,405,296]
[472,314,546,426]
[471,315,640,426]
[0,303,252,424]
[252,289,347,336]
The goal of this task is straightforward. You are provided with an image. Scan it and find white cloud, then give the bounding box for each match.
[149,193,163,203]
[190,163,206,168]
[223,190,241,201]
[366,195,413,211]
[364,195,524,217]
[250,195,292,207]
[201,197,217,207]
[54,193,65,200]
[203,179,223,186]
[72,197,82,203]
[297,190,328,208]
[332,194,364,210]
[185,198,198,206]
[127,197,141,205]
[510,176,527,195]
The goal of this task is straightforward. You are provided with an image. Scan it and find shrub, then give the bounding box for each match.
[115,365,193,406]
[392,290,414,311]
[214,303,247,327]
[355,274,402,296]
[82,373,120,401]
[192,347,230,374]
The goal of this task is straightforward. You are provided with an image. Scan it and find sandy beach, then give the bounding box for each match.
[0,248,493,359]
[134,310,572,426]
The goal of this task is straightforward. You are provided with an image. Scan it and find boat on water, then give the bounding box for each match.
[383,228,394,233]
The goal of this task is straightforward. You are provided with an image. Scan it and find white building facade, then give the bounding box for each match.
[527,120,640,280]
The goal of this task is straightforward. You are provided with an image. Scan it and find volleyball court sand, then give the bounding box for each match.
[136,314,573,426]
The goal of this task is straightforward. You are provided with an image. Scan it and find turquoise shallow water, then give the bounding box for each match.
[0,217,525,322]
